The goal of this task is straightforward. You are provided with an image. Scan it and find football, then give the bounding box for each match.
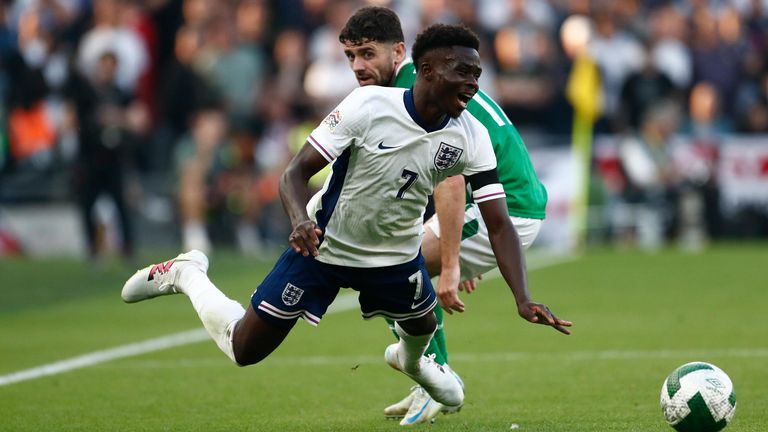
[660,362,737,432]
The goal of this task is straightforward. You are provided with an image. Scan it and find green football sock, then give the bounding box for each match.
[432,304,448,364]
[385,305,449,366]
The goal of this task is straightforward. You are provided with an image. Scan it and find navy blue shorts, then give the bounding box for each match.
[250,248,437,329]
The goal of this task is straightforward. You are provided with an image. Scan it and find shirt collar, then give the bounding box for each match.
[403,88,451,133]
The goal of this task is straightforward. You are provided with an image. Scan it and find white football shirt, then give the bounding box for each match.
[306,86,503,267]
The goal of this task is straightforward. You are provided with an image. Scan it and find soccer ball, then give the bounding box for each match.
[660,362,737,432]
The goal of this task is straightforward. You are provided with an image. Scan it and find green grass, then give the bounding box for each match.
[0,244,766,431]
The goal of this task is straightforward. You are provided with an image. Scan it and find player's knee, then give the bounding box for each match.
[232,344,268,366]
[230,311,292,366]
[233,354,260,367]
[398,312,437,336]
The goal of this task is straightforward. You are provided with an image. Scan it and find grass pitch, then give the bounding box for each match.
[0,244,766,431]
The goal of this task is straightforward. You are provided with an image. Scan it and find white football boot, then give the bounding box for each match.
[399,386,443,426]
[384,344,464,407]
[399,364,464,426]
[440,364,464,415]
[121,250,209,303]
[384,385,418,419]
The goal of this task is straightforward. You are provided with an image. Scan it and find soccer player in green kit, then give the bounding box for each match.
[339,7,552,426]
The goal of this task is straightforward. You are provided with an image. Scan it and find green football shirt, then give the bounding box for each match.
[393,61,547,219]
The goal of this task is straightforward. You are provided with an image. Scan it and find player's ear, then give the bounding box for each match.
[392,41,406,64]
[419,61,434,81]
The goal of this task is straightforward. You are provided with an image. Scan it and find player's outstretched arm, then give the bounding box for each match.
[477,197,572,335]
[280,142,328,256]
[433,175,467,314]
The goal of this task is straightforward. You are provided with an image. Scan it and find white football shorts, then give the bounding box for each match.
[424,203,542,281]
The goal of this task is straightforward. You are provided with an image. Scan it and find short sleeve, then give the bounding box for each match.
[462,118,505,203]
[307,88,371,162]
[461,119,497,176]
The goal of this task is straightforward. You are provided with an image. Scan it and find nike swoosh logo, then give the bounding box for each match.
[411,296,431,310]
[378,141,399,150]
[404,398,432,424]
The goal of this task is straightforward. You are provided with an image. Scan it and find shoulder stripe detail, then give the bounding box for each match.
[472,183,506,203]
[473,92,511,127]
[308,135,335,162]
[479,91,512,122]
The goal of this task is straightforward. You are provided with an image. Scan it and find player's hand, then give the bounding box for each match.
[459,274,483,293]
[436,266,465,314]
[517,301,572,335]
[288,220,323,257]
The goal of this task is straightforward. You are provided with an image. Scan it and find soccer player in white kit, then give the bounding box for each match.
[121,24,571,414]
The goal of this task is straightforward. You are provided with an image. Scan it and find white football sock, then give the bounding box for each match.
[394,322,435,374]
[179,266,245,364]
[182,222,211,255]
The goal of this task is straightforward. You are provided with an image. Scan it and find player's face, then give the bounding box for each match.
[430,46,481,118]
[343,40,403,87]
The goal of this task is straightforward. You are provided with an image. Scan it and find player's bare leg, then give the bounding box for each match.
[122,250,288,365]
[397,311,436,336]
[230,306,292,365]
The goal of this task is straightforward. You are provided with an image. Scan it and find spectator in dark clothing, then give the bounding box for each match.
[2,9,55,168]
[65,51,136,260]
[690,8,744,117]
[619,43,677,132]
[156,25,218,161]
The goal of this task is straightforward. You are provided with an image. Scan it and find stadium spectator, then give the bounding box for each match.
[684,81,732,138]
[618,41,678,132]
[175,108,227,254]
[4,8,55,168]
[303,0,359,112]
[271,29,308,103]
[690,7,744,118]
[65,51,138,260]
[615,100,682,250]
[195,4,267,133]
[738,75,768,133]
[118,0,159,124]
[211,120,266,255]
[589,7,644,132]
[647,4,692,90]
[682,81,726,241]
[493,24,561,130]
[182,0,213,29]
[478,0,556,33]
[77,0,149,94]
[157,25,218,161]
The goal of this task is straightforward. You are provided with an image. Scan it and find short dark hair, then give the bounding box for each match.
[411,24,480,68]
[339,6,404,45]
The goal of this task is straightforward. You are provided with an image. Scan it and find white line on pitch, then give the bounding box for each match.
[0,330,210,386]
[0,254,572,387]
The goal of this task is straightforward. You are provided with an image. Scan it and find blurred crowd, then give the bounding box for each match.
[1,0,767,258]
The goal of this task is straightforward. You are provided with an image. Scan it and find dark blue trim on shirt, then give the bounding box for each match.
[314,147,352,242]
[403,88,451,133]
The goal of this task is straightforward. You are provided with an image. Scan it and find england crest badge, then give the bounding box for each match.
[281,283,304,306]
[434,142,463,171]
